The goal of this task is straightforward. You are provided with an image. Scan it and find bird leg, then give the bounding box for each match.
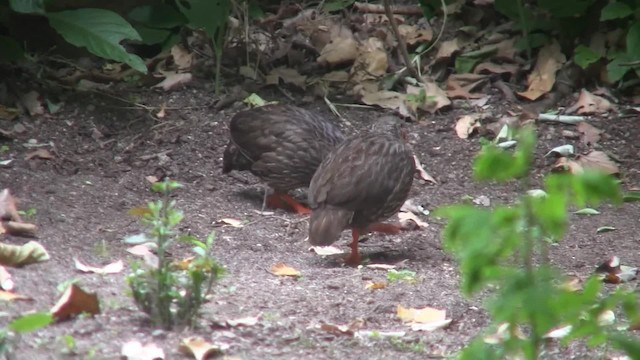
[265,192,311,215]
[367,222,403,234]
[344,228,362,266]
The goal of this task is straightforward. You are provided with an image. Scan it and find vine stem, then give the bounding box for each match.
[382,0,419,79]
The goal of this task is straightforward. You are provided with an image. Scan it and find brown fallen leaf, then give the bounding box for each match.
[474,62,519,75]
[171,44,193,70]
[360,90,414,120]
[145,175,159,184]
[560,274,583,292]
[25,148,54,160]
[0,189,22,222]
[153,72,193,91]
[435,38,461,61]
[365,281,387,290]
[317,37,359,66]
[413,155,437,184]
[396,304,451,331]
[74,258,124,275]
[121,340,165,360]
[552,157,584,174]
[455,114,481,139]
[214,218,244,228]
[126,244,159,268]
[179,337,228,360]
[576,121,603,146]
[0,290,32,301]
[406,79,452,113]
[350,38,388,83]
[269,263,301,277]
[318,319,364,336]
[495,38,518,60]
[576,151,619,175]
[2,221,37,237]
[566,89,612,115]
[51,284,100,321]
[446,74,489,99]
[21,90,45,116]
[266,67,307,89]
[517,41,566,101]
[398,211,428,230]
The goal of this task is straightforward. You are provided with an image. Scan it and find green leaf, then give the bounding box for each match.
[176,0,231,43]
[9,312,52,333]
[574,45,601,69]
[573,208,600,215]
[386,269,417,283]
[323,0,355,12]
[9,0,44,14]
[473,128,535,182]
[134,25,172,46]
[455,55,480,74]
[607,55,632,83]
[494,0,520,20]
[623,191,640,202]
[128,4,187,29]
[538,0,594,18]
[626,22,640,60]
[596,226,616,233]
[47,9,147,73]
[0,35,24,62]
[600,2,633,21]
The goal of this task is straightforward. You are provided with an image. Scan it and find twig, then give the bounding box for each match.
[537,113,587,124]
[383,0,419,79]
[354,2,423,15]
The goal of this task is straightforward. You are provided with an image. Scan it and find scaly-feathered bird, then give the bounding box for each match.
[308,116,415,265]
[222,104,345,214]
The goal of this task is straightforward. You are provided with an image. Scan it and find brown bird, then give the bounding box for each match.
[222,104,345,214]
[307,116,415,265]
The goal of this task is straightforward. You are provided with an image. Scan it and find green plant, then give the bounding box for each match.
[125,179,223,330]
[1,312,53,356]
[436,127,640,359]
[17,207,36,219]
[494,0,640,83]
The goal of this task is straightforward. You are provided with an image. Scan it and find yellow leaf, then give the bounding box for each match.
[269,263,301,277]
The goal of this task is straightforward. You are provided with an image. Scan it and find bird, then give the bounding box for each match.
[307,116,415,265]
[222,104,345,214]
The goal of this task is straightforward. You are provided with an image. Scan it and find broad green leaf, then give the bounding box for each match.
[128,4,187,29]
[0,35,24,62]
[176,0,231,42]
[574,208,600,215]
[9,312,52,333]
[386,269,417,283]
[494,0,520,20]
[600,2,633,21]
[323,0,355,12]
[134,25,171,46]
[606,54,632,83]
[9,0,44,14]
[574,45,601,69]
[626,22,640,60]
[455,55,480,74]
[47,9,147,73]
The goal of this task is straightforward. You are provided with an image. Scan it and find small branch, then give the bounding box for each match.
[354,2,423,15]
[382,0,419,79]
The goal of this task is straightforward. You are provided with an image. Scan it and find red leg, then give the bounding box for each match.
[344,228,362,266]
[265,193,311,215]
[367,222,403,234]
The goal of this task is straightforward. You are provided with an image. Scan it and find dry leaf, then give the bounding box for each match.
[517,41,566,100]
[25,148,54,160]
[126,244,159,268]
[0,189,21,222]
[483,322,526,344]
[318,319,364,336]
[179,337,228,360]
[398,24,433,45]
[560,275,583,292]
[153,73,193,91]
[435,39,461,61]
[351,38,388,83]
[215,218,244,228]
[0,241,50,267]
[145,175,159,184]
[398,211,428,230]
[121,340,165,360]
[21,91,45,116]
[226,315,260,327]
[566,89,612,115]
[474,62,519,75]
[576,151,619,175]
[51,284,100,320]
[543,324,572,339]
[360,90,414,120]
[266,67,307,89]
[171,44,193,70]
[576,121,603,146]
[74,258,124,275]
[413,155,437,184]
[269,263,301,277]
[406,79,452,113]
[317,37,359,66]
[495,38,518,60]
[309,246,345,256]
[396,305,451,331]
[446,74,488,99]
[365,281,387,290]
[455,114,481,139]
[0,290,32,301]
[552,157,584,174]
[0,265,13,290]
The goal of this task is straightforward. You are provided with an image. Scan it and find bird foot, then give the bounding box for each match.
[265,193,311,215]
[343,253,362,267]
[367,222,403,234]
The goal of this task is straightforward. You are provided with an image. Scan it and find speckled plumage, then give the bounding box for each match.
[307,117,415,256]
[222,104,345,193]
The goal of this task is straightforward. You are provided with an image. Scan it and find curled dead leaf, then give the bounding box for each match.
[269,263,301,277]
[576,121,603,146]
[576,151,619,175]
[517,41,565,101]
[413,155,436,184]
[0,241,49,267]
[74,258,124,275]
[153,73,193,91]
[51,284,100,321]
[179,337,228,360]
[25,148,54,160]
[398,211,428,230]
[455,115,481,139]
[566,89,612,115]
[396,304,451,331]
[365,281,387,290]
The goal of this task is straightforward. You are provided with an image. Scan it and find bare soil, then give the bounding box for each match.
[2,83,640,360]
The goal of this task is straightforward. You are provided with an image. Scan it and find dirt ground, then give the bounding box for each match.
[1,82,639,360]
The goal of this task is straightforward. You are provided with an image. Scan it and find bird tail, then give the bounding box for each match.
[308,206,352,246]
